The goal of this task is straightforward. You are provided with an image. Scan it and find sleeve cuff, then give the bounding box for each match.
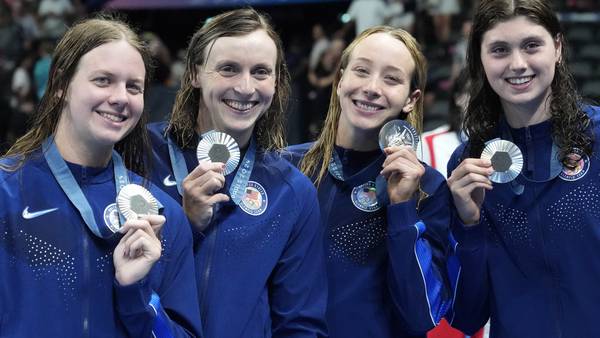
[387,199,419,235]
[452,219,485,251]
[114,278,153,316]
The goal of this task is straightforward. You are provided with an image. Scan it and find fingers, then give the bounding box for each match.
[448,158,494,190]
[187,161,225,181]
[380,146,424,178]
[138,214,165,238]
[183,164,227,199]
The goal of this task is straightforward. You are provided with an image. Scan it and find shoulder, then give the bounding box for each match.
[447,141,470,174]
[421,162,448,196]
[259,150,318,201]
[146,121,169,146]
[282,142,314,168]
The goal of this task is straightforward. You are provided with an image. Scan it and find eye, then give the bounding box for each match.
[126,82,144,95]
[524,41,541,52]
[352,66,369,77]
[384,75,401,84]
[93,77,110,86]
[218,64,238,77]
[252,67,272,80]
[490,46,508,55]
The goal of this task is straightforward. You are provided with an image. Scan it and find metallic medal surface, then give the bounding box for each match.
[117,184,159,223]
[197,131,240,176]
[378,119,419,151]
[481,139,523,183]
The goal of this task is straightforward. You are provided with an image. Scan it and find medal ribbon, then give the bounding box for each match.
[43,137,129,238]
[167,133,256,205]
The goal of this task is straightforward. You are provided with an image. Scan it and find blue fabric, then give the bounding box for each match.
[148,122,328,338]
[447,105,600,338]
[0,149,202,337]
[285,142,452,338]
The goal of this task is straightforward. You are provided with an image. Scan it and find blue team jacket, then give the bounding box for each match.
[447,106,600,338]
[286,143,452,338]
[147,122,328,338]
[0,150,202,337]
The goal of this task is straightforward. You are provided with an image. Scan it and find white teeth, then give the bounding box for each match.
[507,76,533,85]
[355,100,381,111]
[224,99,255,111]
[99,112,125,122]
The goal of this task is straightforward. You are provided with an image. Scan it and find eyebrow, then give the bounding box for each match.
[486,34,546,46]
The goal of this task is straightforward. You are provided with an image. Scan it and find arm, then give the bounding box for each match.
[269,183,328,338]
[385,176,452,334]
[445,150,492,334]
[114,214,202,337]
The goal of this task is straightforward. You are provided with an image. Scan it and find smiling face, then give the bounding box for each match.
[193,29,277,147]
[55,39,145,164]
[336,32,420,147]
[480,16,561,118]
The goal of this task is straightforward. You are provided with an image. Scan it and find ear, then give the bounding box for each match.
[401,89,421,114]
[191,65,202,88]
[336,68,344,96]
[554,34,563,64]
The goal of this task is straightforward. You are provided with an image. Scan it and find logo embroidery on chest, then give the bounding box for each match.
[103,203,120,233]
[559,154,590,181]
[351,181,381,212]
[239,181,268,216]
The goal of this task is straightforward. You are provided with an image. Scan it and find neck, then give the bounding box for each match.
[54,125,112,168]
[502,91,552,129]
[335,123,379,151]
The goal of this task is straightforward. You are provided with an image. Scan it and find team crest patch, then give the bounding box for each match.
[239,181,268,216]
[351,181,380,212]
[559,154,590,181]
[103,203,120,233]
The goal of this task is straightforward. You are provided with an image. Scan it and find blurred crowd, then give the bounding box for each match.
[0,0,598,150]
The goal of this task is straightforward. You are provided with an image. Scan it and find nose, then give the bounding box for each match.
[509,51,527,72]
[362,77,381,99]
[108,83,128,109]
[234,72,256,96]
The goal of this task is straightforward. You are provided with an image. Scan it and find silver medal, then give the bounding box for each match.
[197,131,240,176]
[378,119,419,151]
[117,184,159,222]
[481,139,523,183]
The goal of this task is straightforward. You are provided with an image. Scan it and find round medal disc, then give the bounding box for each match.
[481,139,523,183]
[197,131,240,176]
[117,184,159,222]
[378,119,419,151]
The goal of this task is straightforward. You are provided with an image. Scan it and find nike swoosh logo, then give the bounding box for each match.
[22,206,59,219]
[163,174,177,187]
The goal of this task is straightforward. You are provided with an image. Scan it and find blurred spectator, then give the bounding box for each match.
[8,51,35,143]
[422,0,460,44]
[306,37,345,139]
[38,0,74,39]
[386,0,416,33]
[308,23,330,72]
[33,39,54,100]
[10,0,40,51]
[142,31,177,123]
[449,17,472,85]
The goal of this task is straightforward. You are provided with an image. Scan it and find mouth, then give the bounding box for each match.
[97,110,126,123]
[353,99,384,112]
[506,75,535,85]
[223,99,258,112]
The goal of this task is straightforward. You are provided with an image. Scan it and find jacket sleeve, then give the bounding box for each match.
[114,207,203,338]
[385,173,452,334]
[445,148,491,335]
[269,181,328,338]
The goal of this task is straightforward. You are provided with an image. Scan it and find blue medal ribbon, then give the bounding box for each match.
[167,133,256,205]
[327,150,346,181]
[43,137,129,238]
[149,292,175,338]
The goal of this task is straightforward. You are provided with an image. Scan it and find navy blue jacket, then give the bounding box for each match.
[0,150,202,337]
[147,122,328,338]
[286,143,452,338]
[447,106,600,338]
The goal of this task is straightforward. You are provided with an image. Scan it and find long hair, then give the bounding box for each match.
[167,8,290,151]
[4,14,154,176]
[299,26,427,186]
[464,0,591,159]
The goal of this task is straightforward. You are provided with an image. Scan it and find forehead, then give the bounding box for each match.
[76,39,145,78]
[205,29,277,66]
[349,33,416,73]
[482,16,553,44]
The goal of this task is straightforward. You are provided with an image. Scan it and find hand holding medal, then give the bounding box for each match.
[378,120,425,204]
[181,131,241,232]
[114,184,164,286]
